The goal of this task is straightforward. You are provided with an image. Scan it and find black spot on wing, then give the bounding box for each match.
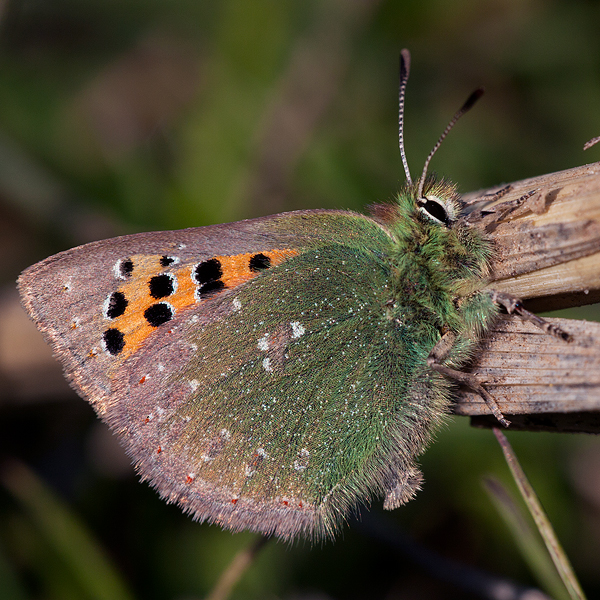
[249,253,271,272]
[199,280,226,297]
[106,292,128,318]
[160,255,176,267]
[144,303,174,327]
[118,258,134,278]
[103,328,125,355]
[149,274,175,299]
[194,259,222,285]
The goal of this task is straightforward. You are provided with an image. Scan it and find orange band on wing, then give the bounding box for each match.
[102,248,299,360]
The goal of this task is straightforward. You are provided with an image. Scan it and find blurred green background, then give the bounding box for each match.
[1,0,600,598]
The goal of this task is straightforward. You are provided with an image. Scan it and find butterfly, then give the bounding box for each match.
[17,50,570,541]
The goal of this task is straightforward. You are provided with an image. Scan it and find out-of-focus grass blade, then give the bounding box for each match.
[0,540,28,600]
[1,460,135,600]
[205,535,269,600]
[484,476,570,600]
[493,429,586,600]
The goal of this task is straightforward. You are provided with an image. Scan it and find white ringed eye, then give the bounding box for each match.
[418,195,451,226]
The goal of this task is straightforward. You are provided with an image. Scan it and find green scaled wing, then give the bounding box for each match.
[100,211,451,540]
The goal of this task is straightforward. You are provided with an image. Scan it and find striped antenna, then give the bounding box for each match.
[399,49,412,185]
[416,87,485,199]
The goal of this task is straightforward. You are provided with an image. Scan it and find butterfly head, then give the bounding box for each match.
[397,48,483,230]
[370,174,463,232]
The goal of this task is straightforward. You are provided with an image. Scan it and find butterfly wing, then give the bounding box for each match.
[19,210,371,411]
[18,209,448,540]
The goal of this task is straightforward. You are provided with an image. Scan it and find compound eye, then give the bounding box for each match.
[418,197,450,226]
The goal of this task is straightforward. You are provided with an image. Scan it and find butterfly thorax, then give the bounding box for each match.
[372,177,493,334]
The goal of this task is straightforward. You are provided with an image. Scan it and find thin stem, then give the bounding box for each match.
[493,429,587,600]
[583,136,600,151]
[205,536,270,600]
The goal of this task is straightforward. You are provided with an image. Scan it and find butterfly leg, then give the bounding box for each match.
[489,291,573,342]
[427,330,510,427]
[465,187,541,232]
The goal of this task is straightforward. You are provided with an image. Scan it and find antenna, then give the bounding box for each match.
[416,87,485,199]
[399,49,412,185]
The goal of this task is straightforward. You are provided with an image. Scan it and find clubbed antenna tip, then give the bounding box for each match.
[416,86,485,199]
[461,87,485,113]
